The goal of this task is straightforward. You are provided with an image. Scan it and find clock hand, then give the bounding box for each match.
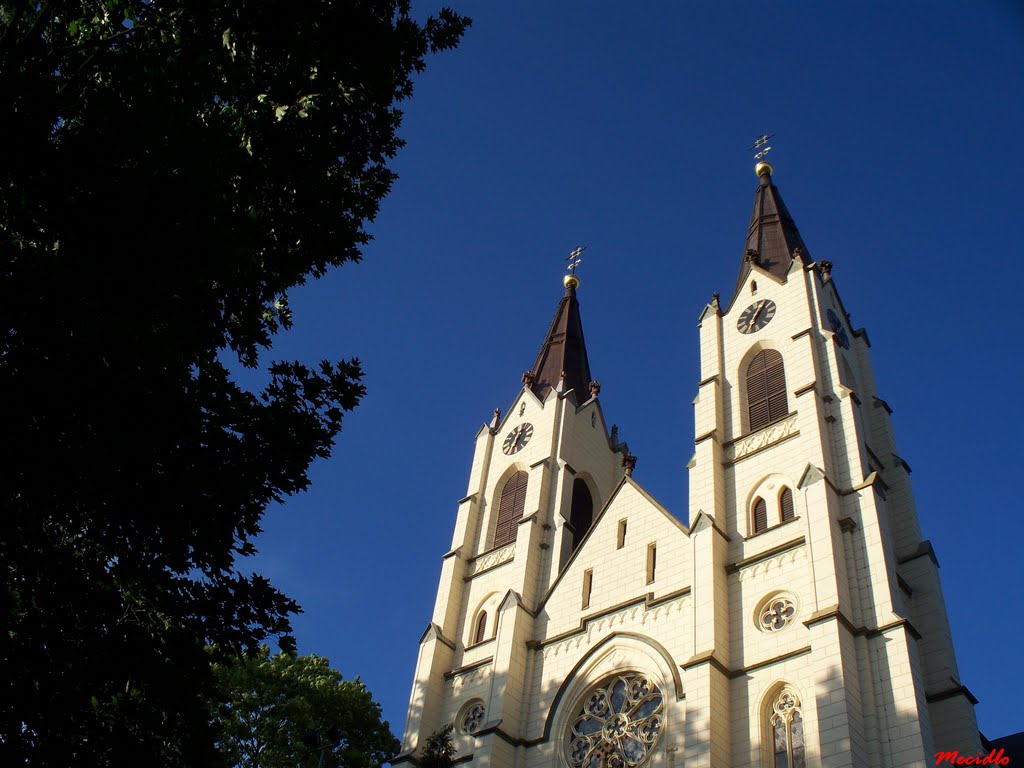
[750,301,764,325]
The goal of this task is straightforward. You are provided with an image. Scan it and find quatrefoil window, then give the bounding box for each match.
[758,595,797,633]
[460,701,486,735]
[566,673,665,768]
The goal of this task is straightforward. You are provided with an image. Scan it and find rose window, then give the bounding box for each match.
[759,596,796,632]
[566,673,665,768]
[460,701,486,735]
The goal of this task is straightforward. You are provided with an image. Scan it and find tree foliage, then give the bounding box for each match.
[419,725,456,768]
[212,647,399,768]
[0,1,468,765]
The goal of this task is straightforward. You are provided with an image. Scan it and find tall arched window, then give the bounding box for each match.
[569,478,594,552]
[753,497,768,534]
[769,687,805,768]
[780,487,794,522]
[746,349,788,431]
[493,471,528,547]
[473,611,488,644]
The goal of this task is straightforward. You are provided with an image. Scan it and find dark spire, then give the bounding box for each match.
[526,275,593,403]
[734,162,812,296]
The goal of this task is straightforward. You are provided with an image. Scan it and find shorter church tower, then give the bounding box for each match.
[395,161,983,768]
[397,271,632,764]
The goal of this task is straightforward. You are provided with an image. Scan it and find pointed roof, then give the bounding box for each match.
[733,162,812,296]
[527,276,592,402]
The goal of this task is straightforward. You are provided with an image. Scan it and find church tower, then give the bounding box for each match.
[395,161,983,768]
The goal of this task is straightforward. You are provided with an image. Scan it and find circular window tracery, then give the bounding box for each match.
[758,595,797,633]
[460,700,486,735]
[566,673,664,768]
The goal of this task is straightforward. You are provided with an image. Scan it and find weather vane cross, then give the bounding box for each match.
[566,245,585,275]
[749,132,775,161]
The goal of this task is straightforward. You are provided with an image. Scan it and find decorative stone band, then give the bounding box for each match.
[533,588,692,660]
[444,656,494,682]
[724,412,798,464]
[466,541,516,579]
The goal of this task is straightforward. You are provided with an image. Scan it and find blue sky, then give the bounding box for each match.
[251,0,1024,743]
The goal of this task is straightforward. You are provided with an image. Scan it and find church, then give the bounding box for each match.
[392,159,983,768]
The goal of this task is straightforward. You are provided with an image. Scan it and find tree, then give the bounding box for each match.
[0,1,468,765]
[419,725,456,768]
[212,647,399,768]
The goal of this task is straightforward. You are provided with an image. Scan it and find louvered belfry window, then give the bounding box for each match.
[474,611,488,644]
[780,487,795,522]
[753,497,768,534]
[746,349,788,431]
[569,479,594,553]
[493,471,528,547]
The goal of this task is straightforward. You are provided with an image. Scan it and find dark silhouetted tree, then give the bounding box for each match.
[0,1,468,765]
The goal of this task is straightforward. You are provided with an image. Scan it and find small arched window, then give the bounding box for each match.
[493,471,528,547]
[746,349,788,431]
[569,478,594,552]
[753,497,768,534]
[768,687,805,768]
[474,611,488,644]
[780,487,794,522]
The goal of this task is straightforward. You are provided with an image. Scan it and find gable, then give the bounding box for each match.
[538,479,691,640]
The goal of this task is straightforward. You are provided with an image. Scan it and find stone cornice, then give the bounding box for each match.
[803,605,922,641]
[926,684,979,705]
[681,650,730,677]
[897,540,939,568]
[443,655,494,680]
[727,536,805,574]
[533,588,691,650]
[792,382,816,398]
[730,646,813,678]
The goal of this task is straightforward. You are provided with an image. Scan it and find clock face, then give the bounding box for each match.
[737,299,777,334]
[826,308,850,349]
[502,423,534,455]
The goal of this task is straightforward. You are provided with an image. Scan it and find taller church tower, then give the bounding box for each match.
[395,162,982,768]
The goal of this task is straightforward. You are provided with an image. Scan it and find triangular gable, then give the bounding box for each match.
[418,622,455,649]
[496,387,548,434]
[722,259,788,315]
[499,588,523,613]
[687,509,729,539]
[537,476,690,618]
[817,268,870,346]
[572,398,620,454]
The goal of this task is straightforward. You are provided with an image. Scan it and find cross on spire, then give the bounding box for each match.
[566,245,585,275]
[749,133,775,161]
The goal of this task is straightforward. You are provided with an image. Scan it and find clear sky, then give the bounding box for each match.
[250,0,1024,744]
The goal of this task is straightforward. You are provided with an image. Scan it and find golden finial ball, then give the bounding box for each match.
[564,273,580,290]
[754,160,774,178]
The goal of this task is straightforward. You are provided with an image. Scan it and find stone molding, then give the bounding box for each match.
[724,412,799,464]
[538,589,691,660]
[465,542,516,579]
[727,537,806,579]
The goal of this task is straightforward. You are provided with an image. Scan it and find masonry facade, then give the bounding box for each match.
[394,162,981,768]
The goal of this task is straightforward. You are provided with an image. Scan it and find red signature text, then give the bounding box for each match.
[934,749,1009,766]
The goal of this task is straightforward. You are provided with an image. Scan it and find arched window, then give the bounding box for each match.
[746,349,788,431]
[769,688,805,768]
[473,611,488,644]
[569,478,594,552]
[753,497,768,534]
[780,487,794,522]
[493,471,528,547]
